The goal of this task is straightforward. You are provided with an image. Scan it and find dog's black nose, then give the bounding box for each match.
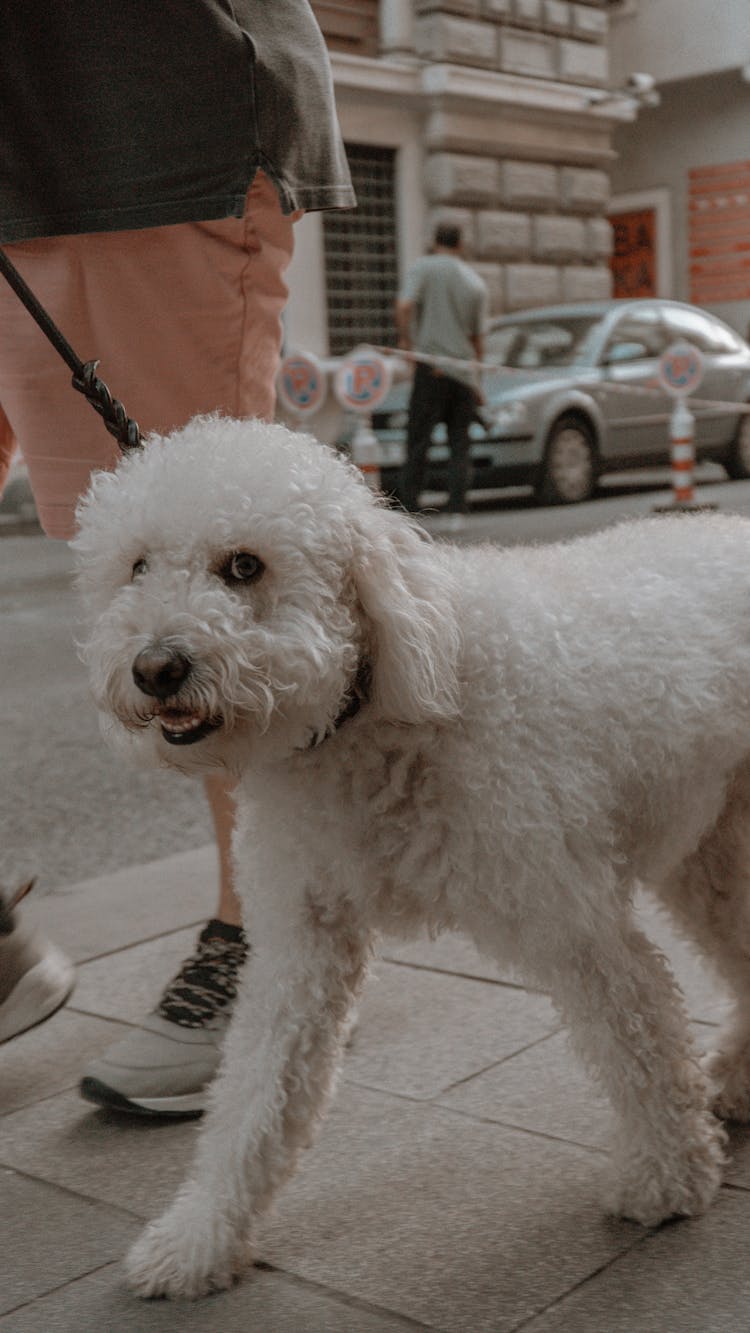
[132,646,192,699]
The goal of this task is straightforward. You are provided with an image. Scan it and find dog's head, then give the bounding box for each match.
[74,415,460,774]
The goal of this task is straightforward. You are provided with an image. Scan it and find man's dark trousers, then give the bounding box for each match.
[399,361,476,513]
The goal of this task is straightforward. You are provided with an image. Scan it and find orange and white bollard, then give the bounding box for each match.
[653,394,717,514]
[669,397,695,505]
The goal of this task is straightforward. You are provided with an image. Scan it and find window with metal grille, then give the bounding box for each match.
[323,144,398,356]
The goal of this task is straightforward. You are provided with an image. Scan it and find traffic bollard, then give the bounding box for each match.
[653,397,717,514]
[669,397,695,505]
[350,416,381,490]
[653,340,717,514]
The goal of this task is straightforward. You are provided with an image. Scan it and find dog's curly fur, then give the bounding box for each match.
[75,414,750,1298]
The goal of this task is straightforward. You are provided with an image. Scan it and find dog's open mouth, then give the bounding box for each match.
[153,705,222,747]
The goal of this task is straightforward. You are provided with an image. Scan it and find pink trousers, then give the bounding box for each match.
[0,172,296,539]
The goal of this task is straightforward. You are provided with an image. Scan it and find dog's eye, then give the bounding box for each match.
[131,558,148,579]
[220,552,265,585]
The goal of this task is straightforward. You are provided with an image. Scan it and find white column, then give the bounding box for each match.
[283,213,329,357]
[379,0,415,57]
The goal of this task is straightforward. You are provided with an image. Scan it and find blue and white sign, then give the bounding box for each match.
[657,342,705,398]
[277,352,326,417]
[334,349,392,414]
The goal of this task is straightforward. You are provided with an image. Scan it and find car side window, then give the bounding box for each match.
[663,307,741,355]
[485,326,522,365]
[662,308,715,353]
[603,307,668,365]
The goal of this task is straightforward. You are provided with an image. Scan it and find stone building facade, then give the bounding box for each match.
[413,0,615,314]
[284,0,630,361]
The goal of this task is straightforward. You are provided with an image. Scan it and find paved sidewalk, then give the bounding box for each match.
[5,471,750,1330]
[3,846,750,1331]
[0,460,41,537]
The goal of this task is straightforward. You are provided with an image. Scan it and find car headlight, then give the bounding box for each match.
[487,400,529,433]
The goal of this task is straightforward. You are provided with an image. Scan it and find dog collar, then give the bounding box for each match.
[335,659,371,729]
[307,659,371,749]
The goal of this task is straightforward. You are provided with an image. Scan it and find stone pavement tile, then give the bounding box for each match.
[382,896,731,1027]
[519,1188,750,1333]
[0,1090,200,1220]
[717,1123,750,1191]
[69,926,199,1023]
[19,846,216,965]
[0,1264,418,1333]
[1,1082,637,1332]
[438,1021,722,1154]
[70,934,557,1085]
[381,929,520,986]
[634,893,732,1025]
[0,1011,126,1117]
[0,1168,137,1316]
[438,1028,611,1151]
[345,961,560,1100]
[262,1084,642,1333]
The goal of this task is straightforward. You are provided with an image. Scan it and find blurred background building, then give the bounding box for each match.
[609,0,750,338]
[286,0,625,358]
[283,1,750,360]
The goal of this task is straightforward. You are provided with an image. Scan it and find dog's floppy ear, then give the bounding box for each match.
[352,506,460,724]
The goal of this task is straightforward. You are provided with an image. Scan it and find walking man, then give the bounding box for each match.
[395,224,487,519]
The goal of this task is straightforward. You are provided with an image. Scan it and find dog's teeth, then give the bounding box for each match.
[160,714,203,733]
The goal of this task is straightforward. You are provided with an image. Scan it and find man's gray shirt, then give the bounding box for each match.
[401,254,488,390]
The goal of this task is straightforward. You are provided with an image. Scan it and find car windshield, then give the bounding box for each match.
[485,316,602,369]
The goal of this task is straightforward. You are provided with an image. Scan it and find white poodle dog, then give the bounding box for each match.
[74,414,750,1299]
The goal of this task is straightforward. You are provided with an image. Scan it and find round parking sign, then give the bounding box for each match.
[334,349,392,414]
[277,352,326,417]
[657,342,705,397]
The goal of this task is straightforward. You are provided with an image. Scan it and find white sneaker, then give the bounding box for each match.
[79,919,247,1117]
[0,881,75,1043]
[79,1009,230,1117]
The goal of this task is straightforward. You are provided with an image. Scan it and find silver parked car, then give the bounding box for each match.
[367,299,750,504]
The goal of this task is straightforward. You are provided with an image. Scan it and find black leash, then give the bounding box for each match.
[0,244,142,453]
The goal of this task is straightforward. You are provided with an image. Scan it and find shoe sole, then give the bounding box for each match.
[79,1075,205,1118]
[0,948,76,1043]
[80,1018,356,1117]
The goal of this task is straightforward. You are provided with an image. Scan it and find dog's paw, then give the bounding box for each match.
[609,1121,725,1227]
[703,1049,750,1123]
[125,1200,252,1300]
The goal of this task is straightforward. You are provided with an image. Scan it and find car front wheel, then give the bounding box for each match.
[537,416,597,505]
[725,409,750,480]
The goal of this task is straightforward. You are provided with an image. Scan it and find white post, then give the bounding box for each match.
[653,340,716,514]
[350,417,381,490]
[669,397,695,506]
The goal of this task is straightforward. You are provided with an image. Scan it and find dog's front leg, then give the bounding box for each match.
[125,885,369,1300]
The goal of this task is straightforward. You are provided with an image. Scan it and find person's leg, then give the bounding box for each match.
[0,172,295,1093]
[399,363,441,512]
[445,378,476,515]
[0,173,294,536]
[204,774,242,927]
[193,168,299,927]
[84,178,296,1111]
[198,172,298,930]
[0,401,17,497]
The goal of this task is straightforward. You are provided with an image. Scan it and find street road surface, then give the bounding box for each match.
[4,467,750,898]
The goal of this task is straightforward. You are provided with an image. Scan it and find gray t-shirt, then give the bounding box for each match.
[0,0,355,242]
[401,254,488,389]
